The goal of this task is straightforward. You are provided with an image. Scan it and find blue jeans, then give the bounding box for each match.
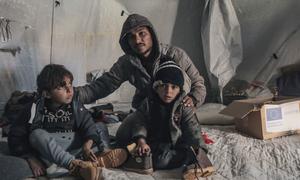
[29,129,82,168]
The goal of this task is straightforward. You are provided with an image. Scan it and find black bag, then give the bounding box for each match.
[276,71,300,96]
[2,91,37,156]
[1,91,36,126]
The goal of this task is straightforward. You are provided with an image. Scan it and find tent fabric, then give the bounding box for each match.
[1,0,300,111]
[201,0,243,89]
[254,27,300,83]
[0,0,135,113]
[233,0,300,84]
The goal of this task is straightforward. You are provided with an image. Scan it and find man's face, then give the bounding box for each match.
[128,26,153,58]
[156,83,180,103]
[47,76,74,105]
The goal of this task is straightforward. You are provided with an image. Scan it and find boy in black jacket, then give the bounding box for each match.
[117,59,215,179]
[8,64,127,179]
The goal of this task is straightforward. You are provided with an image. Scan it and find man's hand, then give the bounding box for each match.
[83,148,97,162]
[27,157,46,177]
[136,138,151,156]
[83,139,97,162]
[182,95,195,107]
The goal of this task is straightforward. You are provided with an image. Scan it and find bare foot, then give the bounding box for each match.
[27,157,46,177]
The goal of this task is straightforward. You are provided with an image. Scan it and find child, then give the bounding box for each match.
[8,64,128,179]
[116,58,215,179]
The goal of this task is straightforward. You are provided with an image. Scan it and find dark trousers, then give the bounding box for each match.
[150,142,192,169]
[116,112,193,170]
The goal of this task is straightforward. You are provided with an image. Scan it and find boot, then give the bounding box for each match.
[182,147,215,180]
[96,148,128,168]
[122,143,153,174]
[122,153,153,174]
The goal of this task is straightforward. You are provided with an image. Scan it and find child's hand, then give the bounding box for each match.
[136,138,151,156]
[83,148,97,162]
[27,157,46,177]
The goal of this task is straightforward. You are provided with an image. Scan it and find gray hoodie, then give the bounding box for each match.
[77,14,206,108]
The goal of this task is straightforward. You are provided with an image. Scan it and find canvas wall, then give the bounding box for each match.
[1,0,300,113]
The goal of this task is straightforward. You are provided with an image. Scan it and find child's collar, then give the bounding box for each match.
[150,89,187,105]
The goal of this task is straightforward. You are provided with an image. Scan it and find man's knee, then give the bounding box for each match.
[115,113,139,146]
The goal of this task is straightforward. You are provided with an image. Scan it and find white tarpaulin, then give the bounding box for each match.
[0,0,135,111]
[201,0,243,89]
[1,0,300,111]
[0,0,181,112]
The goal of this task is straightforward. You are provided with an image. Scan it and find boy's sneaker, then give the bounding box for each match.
[122,143,153,175]
[96,148,128,168]
[182,147,215,180]
[46,164,69,178]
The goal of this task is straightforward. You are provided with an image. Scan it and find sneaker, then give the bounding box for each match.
[46,164,69,178]
[96,148,128,168]
[122,152,153,174]
[182,147,215,180]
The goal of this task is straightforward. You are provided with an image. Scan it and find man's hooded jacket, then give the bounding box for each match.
[77,14,206,108]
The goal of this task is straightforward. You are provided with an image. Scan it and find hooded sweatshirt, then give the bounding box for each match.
[77,14,206,108]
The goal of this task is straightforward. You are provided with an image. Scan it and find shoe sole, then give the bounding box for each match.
[123,167,154,175]
[97,149,128,168]
[93,167,102,180]
[183,166,215,179]
[79,166,102,180]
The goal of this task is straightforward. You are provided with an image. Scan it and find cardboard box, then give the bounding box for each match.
[220,97,300,139]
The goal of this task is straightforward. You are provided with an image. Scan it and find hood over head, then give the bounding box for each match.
[119,14,160,58]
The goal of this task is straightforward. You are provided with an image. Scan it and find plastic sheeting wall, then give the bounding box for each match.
[0,0,51,111]
[201,0,300,99]
[0,0,181,112]
[49,0,133,104]
[0,0,129,112]
[233,0,300,82]
[1,0,300,112]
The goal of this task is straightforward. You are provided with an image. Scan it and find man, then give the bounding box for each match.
[77,14,206,108]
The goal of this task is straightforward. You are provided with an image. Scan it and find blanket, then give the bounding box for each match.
[1,125,299,180]
[99,124,300,180]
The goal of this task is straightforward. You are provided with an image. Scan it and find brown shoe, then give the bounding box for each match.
[96,148,128,168]
[182,147,215,180]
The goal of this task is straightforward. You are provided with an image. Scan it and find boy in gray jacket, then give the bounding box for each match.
[8,64,128,179]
